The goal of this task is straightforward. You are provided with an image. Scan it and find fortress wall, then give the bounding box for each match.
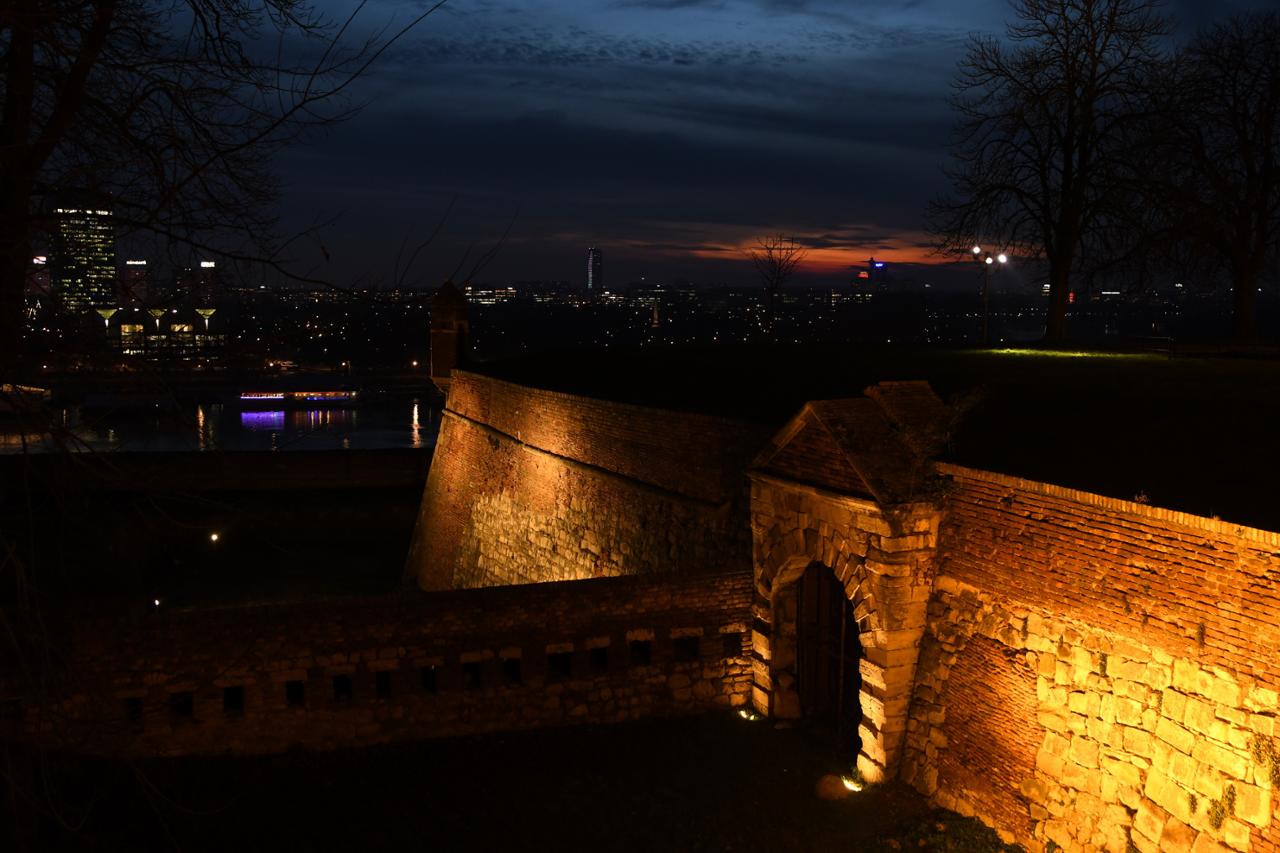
[5,571,753,757]
[408,371,770,590]
[904,464,1280,853]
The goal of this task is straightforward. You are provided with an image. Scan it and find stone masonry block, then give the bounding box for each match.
[1231,782,1271,828]
[1156,717,1197,755]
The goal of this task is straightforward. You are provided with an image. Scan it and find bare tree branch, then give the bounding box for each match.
[929,0,1168,341]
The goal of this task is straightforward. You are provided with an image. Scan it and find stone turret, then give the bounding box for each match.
[429,280,469,396]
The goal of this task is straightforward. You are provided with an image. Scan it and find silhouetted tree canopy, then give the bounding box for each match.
[1139,12,1280,341]
[931,0,1168,342]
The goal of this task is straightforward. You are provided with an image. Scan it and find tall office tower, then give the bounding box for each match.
[52,203,117,312]
[178,260,219,305]
[25,256,51,299]
[120,260,150,306]
[587,246,602,291]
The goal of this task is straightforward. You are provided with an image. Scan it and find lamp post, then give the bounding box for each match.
[971,245,1008,346]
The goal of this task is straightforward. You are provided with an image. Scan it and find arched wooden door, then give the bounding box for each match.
[795,563,862,760]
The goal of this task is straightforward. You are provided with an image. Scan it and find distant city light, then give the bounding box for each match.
[985,256,994,265]
[126,259,146,266]
[997,254,1008,264]
[971,245,982,255]
[210,532,220,543]
[200,261,216,268]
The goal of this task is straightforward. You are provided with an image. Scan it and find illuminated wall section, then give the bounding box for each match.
[407,371,769,591]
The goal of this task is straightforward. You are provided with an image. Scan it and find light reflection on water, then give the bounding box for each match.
[240,410,286,430]
[0,398,439,453]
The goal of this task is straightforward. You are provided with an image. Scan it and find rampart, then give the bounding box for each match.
[9,373,1280,853]
[407,371,770,590]
[4,571,752,756]
[903,464,1280,853]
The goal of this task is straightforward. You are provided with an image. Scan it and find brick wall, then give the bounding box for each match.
[407,371,770,590]
[5,571,753,757]
[930,635,1040,840]
[905,464,1280,853]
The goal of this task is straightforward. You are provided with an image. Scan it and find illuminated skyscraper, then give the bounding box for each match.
[587,246,602,291]
[52,203,116,312]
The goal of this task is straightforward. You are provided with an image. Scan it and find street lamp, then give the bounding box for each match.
[94,307,118,332]
[971,245,1008,346]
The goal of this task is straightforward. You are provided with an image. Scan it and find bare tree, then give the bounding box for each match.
[1139,13,1280,342]
[746,233,808,333]
[930,0,1168,342]
[0,0,447,376]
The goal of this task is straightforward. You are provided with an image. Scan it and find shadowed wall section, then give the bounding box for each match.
[5,572,753,756]
[407,371,770,590]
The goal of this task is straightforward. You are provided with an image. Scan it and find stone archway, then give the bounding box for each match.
[747,384,950,783]
[749,498,915,783]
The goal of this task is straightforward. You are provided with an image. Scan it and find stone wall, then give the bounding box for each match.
[4,572,752,757]
[903,464,1280,853]
[407,371,770,590]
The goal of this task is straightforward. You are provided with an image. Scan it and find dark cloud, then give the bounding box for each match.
[276,0,1279,289]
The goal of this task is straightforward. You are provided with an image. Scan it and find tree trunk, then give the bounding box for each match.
[1045,263,1072,342]
[0,193,31,380]
[1231,262,1258,342]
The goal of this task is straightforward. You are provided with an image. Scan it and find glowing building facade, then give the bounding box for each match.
[52,206,117,312]
[587,246,602,291]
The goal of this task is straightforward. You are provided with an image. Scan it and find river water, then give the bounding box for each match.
[0,397,440,453]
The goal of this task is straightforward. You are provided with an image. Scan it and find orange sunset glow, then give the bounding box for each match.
[683,231,942,272]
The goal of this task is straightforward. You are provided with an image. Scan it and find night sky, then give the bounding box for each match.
[278,0,1276,290]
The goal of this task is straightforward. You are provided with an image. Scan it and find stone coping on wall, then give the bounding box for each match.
[937,462,1280,547]
[450,369,759,434]
[445,369,771,505]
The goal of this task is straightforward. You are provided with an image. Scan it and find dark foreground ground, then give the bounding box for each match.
[8,713,1020,852]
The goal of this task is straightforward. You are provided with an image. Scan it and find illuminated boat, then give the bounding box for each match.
[238,389,359,408]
